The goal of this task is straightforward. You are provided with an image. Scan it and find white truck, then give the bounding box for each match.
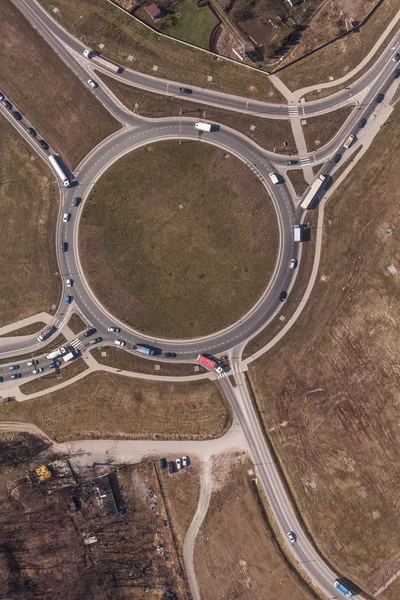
[293,224,302,242]
[300,174,326,210]
[62,350,78,363]
[83,49,122,73]
[46,347,68,360]
[195,122,212,132]
[269,172,279,185]
[48,155,70,188]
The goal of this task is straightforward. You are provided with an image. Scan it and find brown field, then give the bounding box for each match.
[0,334,67,366]
[286,168,309,196]
[381,578,400,600]
[248,101,400,593]
[278,0,399,91]
[303,106,353,152]
[20,359,89,395]
[194,453,315,600]
[80,141,278,338]
[67,313,88,335]
[0,322,46,337]
[38,0,283,102]
[0,0,120,169]
[91,347,207,377]
[0,118,59,328]
[99,73,296,153]
[0,372,230,442]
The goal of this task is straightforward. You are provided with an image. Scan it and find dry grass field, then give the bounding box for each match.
[278,0,399,91]
[194,453,315,600]
[303,106,353,152]
[20,359,89,395]
[100,74,296,154]
[286,168,310,196]
[37,0,283,102]
[80,141,278,338]
[248,102,400,594]
[67,313,88,335]
[0,0,120,169]
[0,372,230,442]
[0,119,59,328]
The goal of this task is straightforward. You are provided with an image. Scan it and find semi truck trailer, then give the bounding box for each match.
[293,224,302,242]
[334,580,353,597]
[83,49,122,73]
[197,355,224,374]
[46,347,68,360]
[48,155,70,187]
[62,350,78,363]
[195,122,212,132]
[135,344,156,356]
[37,325,56,342]
[300,174,326,210]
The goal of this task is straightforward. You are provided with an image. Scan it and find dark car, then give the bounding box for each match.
[11,110,22,120]
[179,87,192,94]
[0,376,3,383]
[168,461,175,474]
[393,52,400,62]
[61,241,68,252]
[285,159,298,165]
[160,458,167,470]
[279,291,288,302]
[89,337,102,345]
[9,365,19,371]
[38,139,49,150]
[332,153,342,164]
[26,127,37,137]
[49,360,61,369]
[376,93,385,103]
[0,92,4,101]
[357,118,367,128]
[73,197,81,207]
[11,374,22,380]
[395,69,400,79]
[84,328,97,338]
[165,352,177,358]
[1,99,12,110]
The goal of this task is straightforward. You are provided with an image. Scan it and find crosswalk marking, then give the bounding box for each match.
[288,106,299,117]
[300,157,311,164]
[71,338,85,351]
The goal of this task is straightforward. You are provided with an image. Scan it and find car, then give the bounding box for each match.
[12,110,22,121]
[393,52,400,61]
[395,69,400,79]
[357,118,367,128]
[61,242,68,252]
[0,376,3,383]
[175,458,182,470]
[376,93,385,103]
[66,278,73,288]
[9,365,19,371]
[38,139,49,150]
[49,360,61,369]
[160,458,167,470]
[168,461,174,474]
[33,368,44,374]
[84,328,97,337]
[27,360,38,366]
[1,99,12,110]
[332,153,342,164]
[115,339,125,347]
[88,79,98,88]
[179,87,192,94]
[279,291,288,302]
[290,258,297,269]
[73,197,81,207]
[65,295,73,305]
[285,159,298,165]
[287,531,296,544]
[11,374,22,380]
[108,326,120,333]
[63,213,71,223]
[26,127,36,137]
[89,337,103,345]
[0,92,4,101]
[182,456,189,467]
[165,352,177,358]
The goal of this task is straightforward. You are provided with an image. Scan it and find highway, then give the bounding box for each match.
[1,0,400,597]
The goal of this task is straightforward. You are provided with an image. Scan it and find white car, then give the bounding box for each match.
[287,531,296,544]
[66,278,73,287]
[114,339,125,347]
[290,259,297,269]
[182,456,188,467]
[33,368,44,374]
[88,79,98,88]
[108,326,120,333]
[175,458,182,470]
[63,213,70,223]
[27,360,38,366]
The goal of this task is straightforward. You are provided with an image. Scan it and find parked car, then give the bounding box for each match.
[393,52,400,61]
[182,456,189,467]
[285,159,298,165]
[11,374,22,380]
[376,93,385,103]
[279,291,288,302]
[175,458,182,471]
[88,79,98,88]
[160,458,167,470]
[108,326,120,333]
[11,110,22,120]
[168,461,175,474]
[115,339,125,347]
[290,258,297,269]
[84,328,97,337]
[287,531,296,544]
[89,337,102,345]
[26,127,37,137]
[357,118,367,128]
[73,197,81,207]
[33,368,44,374]
[9,365,19,371]
[63,213,71,223]
[165,352,177,358]
[65,295,73,305]
[38,139,49,150]
[66,278,73,288]
[27,360,38,366]
[179,87,192,94]
[61,241,68,252]
[1,99,12,110]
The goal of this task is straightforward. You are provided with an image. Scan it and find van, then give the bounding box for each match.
[294,224,302,242]
[195,122,212,132]
[343,134,356,149]
[269,172,279,185]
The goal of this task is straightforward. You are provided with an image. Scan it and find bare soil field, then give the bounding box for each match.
[67,313,88,335]
[0,0,120,169]
[381,578,400,600]
[91,346,207,377]
[194,453,315,599]
[0,372,230,442]
[20,359,89,395]
[0,322,46,337]
[248,101,400,593]
[303,106,353,151]
[80,141,278,338]
[38,0,283,103]
[100,73,296,153]
[0,118,59,328]
[278,0,399,91]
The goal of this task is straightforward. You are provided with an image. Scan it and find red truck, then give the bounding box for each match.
[197,355,224,374]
